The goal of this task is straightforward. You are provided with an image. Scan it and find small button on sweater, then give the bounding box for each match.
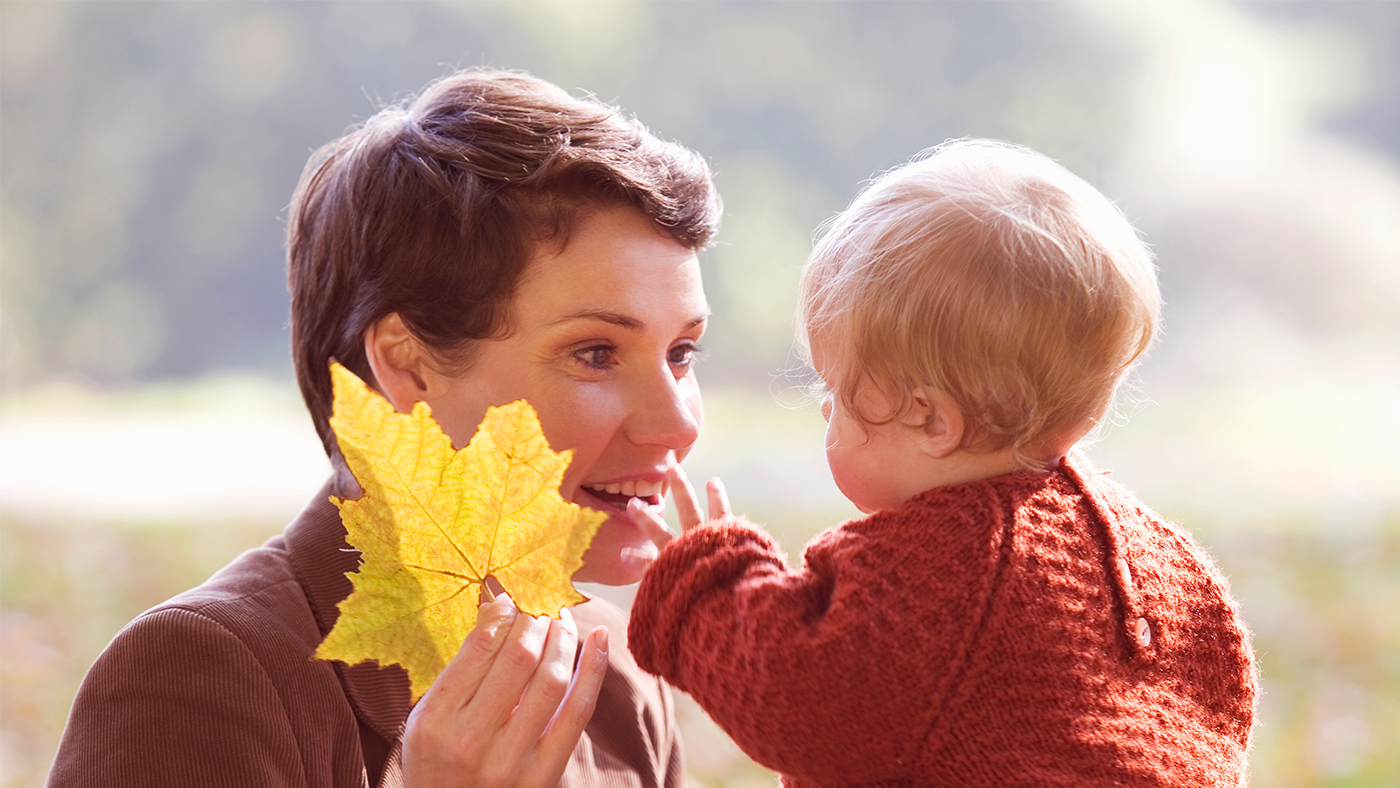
[629,453,1256,787]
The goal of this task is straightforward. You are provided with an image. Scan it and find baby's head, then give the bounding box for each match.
[798,139,1160,472]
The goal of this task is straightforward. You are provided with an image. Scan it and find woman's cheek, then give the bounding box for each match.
[678,382,704,460]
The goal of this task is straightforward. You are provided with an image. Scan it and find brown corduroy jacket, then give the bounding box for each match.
[49,484,684,788]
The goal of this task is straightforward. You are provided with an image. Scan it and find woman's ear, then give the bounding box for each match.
[364,313,437,413]
[914,389,965,459]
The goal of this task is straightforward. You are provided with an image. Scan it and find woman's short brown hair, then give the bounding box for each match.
[287,68,721,456]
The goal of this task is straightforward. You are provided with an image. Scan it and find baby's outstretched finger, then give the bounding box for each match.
[706,476,732,521]
[665,464,705,531]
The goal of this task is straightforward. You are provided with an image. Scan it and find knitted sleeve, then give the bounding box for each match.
[628,516,966,782]
[47,607,307,788]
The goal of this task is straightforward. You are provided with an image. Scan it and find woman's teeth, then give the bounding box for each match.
[584,480,662,499]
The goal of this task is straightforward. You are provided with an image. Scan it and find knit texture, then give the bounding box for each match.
[629,454,1256,787]
[49,483,684,788]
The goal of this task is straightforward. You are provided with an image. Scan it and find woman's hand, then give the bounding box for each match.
[401,595,609,788]
[626,464,731,552]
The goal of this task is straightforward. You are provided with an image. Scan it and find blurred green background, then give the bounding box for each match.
[2,1,1398,786]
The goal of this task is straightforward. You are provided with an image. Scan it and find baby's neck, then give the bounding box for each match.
[936,429,1081,488]
[929,446,1037,489]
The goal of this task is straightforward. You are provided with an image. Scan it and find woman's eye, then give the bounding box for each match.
[575,344,617,370]
[668,342,703,369]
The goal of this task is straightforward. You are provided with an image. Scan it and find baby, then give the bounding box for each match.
[626,140,1257,787]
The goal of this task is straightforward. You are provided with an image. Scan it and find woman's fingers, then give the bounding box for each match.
[402,604,608,788]
[500,608,581,747]
[461,606,552,733]
[535,625,610,769]
[492,613,608,787]
[416,593,519,715]
[402,593,529,786]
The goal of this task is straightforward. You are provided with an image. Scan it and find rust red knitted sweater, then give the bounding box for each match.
[629,454,1256,787]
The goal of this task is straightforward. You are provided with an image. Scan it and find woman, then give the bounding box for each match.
[49,68,722,788]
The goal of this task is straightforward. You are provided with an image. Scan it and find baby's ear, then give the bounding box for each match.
[913,389,965,459]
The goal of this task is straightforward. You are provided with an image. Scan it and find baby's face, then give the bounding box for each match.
[820,382,939,514]
[812,341,942,514]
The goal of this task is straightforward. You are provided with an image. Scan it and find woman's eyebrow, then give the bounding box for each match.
[549,309,709,331]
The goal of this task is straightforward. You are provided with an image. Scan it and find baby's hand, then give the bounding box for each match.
[667,464,731,531]
[626,464,732,554]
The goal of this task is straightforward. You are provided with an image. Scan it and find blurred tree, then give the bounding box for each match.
[2,0,1144,388]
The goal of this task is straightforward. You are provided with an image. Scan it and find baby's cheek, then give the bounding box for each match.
[825,450,868,510]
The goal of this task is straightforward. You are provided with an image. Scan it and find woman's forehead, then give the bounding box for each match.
[513,207,707,324]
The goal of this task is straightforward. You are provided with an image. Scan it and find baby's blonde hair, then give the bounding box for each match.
[797,139,1160,465]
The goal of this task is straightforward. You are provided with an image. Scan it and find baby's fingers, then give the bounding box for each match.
[706,476,732,521]
[667,465,731,532]
[665,464,704,531]
[626,496,674,548]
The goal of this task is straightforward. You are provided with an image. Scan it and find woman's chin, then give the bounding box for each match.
[572,515,655,586]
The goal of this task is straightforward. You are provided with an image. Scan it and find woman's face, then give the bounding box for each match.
[423,207,707,585]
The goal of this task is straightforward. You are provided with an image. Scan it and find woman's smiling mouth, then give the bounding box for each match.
[581,480,664,510]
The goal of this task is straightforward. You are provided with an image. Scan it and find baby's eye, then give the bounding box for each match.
[575,344,617,371]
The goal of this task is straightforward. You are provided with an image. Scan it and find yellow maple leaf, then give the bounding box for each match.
[314,362,607,699]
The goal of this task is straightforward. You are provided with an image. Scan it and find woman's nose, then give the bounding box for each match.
[627,368,702,451]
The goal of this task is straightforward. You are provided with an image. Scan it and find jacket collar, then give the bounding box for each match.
[283,482,414,747]
[1058,451,1154,662]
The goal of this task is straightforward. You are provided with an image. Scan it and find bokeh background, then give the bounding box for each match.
[3,1,1398,786]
